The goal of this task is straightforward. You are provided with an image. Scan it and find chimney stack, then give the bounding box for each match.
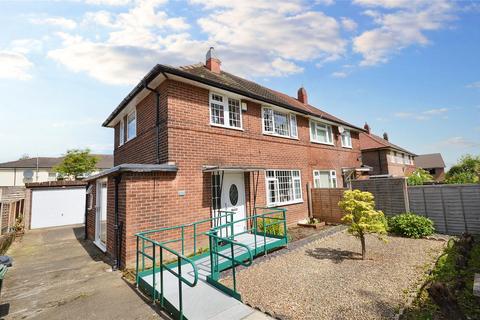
[206,47,221,74]
[297,87,308,104]
[364,122,371,134]
[383,132,389,141]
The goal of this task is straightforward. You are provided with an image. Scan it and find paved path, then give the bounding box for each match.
[1,225,166,320]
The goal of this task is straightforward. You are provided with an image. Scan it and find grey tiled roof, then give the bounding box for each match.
[0,154,113,169]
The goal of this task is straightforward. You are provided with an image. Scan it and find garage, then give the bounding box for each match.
[27,181,86,229]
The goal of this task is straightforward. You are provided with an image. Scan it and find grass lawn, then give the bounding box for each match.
[403,237,480,319]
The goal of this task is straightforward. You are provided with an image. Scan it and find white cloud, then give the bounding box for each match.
[316,0,335,5]
[353,0,455,66]
[31,17,77,29]
[341,17,358,31]
[0,51,34,80]
[437,136,479,148]
[331,71,348,78]
[49,0,347,84]
[9,39,43,54]
[393,108,449,120]
[466,81,480,89]
[85,0,133,5]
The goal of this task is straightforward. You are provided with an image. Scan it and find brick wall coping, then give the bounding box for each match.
[84,163,178,181]
[25,180,87,189]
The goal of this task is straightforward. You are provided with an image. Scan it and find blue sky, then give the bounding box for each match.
[0,0,479,168]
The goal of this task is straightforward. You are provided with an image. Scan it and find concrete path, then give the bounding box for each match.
[0,225,167,320]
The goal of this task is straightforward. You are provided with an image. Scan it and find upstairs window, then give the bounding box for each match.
[127,110,136,141]
[209,92,242,129]
[262,107,298,138]
[265,169,302,206]
[341,129,352,148]
[313,170,337,188]
[310,120,333,145]
[119,120,125,146]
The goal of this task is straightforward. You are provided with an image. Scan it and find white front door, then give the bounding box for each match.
[221,173,246,235]
[95,179,107,251]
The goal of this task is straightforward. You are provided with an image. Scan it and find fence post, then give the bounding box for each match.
[403,178,410,213]
[440,187,449,234]
[459,187,468,234]
[307,182,313,220]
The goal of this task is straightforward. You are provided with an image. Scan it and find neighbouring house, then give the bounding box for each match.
[415,153,446,182]
[85,48,367,268]
[360,123,416,177]
[0,155,113,187]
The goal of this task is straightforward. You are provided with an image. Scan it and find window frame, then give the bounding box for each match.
[265,169,303,207]
[341,129,352,148]
[309,120,334,145]
[86,185,94,210]
[209,92,243,131]
[313,170,338,188]
[126,110,137,141]
[261,106,298,139]
[119,119,125,146]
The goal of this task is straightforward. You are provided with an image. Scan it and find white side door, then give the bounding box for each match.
[221,173,246,235]
[95,179,107,251]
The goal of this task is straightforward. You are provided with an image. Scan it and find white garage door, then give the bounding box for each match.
[31,187,86,229]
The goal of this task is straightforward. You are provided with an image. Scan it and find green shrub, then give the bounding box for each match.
[388,213,435,238]
[256,215,285,237]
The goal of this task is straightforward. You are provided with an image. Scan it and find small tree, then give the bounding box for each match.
[407,168,433,186]
[54,149,98,180]
[445,154,480,184]
[338,190,387,260]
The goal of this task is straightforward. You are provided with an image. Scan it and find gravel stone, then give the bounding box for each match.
[222,231,446,320]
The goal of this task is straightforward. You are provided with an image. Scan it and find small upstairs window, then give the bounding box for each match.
[119,120,125,146]
[209,92,242,129]
[262,107,297,139]
[127,110,136,141]
[341,129,352,148]
[310,120,333,145]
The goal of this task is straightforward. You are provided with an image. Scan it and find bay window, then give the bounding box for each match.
[262,107,298,138]
[310,120,333,145]
[209,92,242,129]
[266,169,302,206]
[313,170,337,188]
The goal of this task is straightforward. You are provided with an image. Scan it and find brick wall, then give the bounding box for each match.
[104,79,363,268]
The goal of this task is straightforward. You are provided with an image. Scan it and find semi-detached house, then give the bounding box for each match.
[86,48,366,268]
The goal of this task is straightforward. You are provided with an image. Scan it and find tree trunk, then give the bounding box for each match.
[360,234,366,260]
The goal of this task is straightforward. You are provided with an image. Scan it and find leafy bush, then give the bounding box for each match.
[257,215,285,237]
[388,213,435,238]
[407,168,433,186]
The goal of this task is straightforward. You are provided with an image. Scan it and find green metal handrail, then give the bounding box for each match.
[135,234,199,320]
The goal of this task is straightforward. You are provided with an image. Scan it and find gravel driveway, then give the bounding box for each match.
[222,230,446,320]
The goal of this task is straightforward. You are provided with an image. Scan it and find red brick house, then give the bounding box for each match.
[415,153,446,182]
[85,48,366,268]
[360,123,416,177]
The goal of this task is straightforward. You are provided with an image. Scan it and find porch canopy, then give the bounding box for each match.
[202,165,265,173]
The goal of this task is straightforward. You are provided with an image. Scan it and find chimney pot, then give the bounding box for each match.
[206,47,221,74]
[383,132,389,141]
[297,87,308,104]
[364,122,371,134]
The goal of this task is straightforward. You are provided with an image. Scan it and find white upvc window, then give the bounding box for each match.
[341,129,352,148]
[127,110,136,141]
[310,120,334,145]
[119,119,125,146]
[86,185,94,210]
[265,169,302,206]
[209,92,242,129]
[313,170,337,188]
[262,107,298,138]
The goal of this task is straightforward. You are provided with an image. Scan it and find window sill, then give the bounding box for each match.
[341,145,353,149]
[311,140,335,146]
[267,199,303,208]
[210,123,244,131]
[263,132,299,140]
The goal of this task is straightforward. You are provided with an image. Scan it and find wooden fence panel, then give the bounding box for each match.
[408,184,480,235]
[311,188,347,223]
[351,178,408,215]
